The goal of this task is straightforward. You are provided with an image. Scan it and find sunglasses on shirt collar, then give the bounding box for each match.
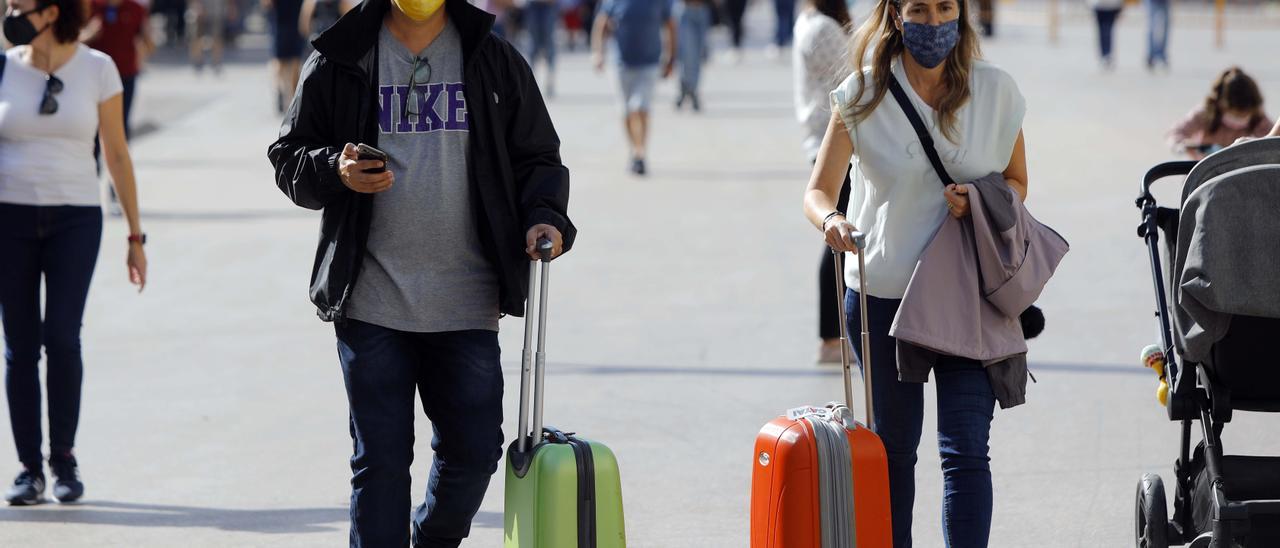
[40,74,63,116]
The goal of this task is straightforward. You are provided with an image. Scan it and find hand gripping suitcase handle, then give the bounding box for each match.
[832,231,875,430]
[516,239,554,453]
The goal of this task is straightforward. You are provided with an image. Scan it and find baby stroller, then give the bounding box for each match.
[1134,137,1280,548]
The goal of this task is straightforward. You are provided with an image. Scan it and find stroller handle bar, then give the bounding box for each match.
[1137,161,1198,207]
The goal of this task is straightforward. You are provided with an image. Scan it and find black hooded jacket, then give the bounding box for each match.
[267,0,576,321]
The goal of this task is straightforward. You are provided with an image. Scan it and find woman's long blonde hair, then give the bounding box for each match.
[842,0,981,142]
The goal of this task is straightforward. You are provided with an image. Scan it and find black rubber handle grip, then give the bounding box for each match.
[1142,161,1197,196]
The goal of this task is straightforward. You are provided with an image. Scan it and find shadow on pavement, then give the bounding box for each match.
[0,502,504,533]
[539,361,1148,377]
[135,210,316,222]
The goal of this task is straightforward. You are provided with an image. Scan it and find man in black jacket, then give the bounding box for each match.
[266,0,575,545]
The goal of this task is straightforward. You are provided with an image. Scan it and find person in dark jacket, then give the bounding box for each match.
[266,0,575,545]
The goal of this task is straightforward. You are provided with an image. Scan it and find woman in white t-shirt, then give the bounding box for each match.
[0,0,147,506]
[802,0,1027,545]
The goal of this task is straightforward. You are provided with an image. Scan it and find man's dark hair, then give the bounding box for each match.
[37,0,86,44]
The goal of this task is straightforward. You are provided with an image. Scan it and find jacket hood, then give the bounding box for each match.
[312,0,496,67]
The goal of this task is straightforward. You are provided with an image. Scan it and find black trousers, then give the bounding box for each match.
[818,166,853,340]
[724,0,748,48]
[1,204,103,468]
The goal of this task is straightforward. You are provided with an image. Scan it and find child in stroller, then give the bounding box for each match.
[1134,135,1280,547]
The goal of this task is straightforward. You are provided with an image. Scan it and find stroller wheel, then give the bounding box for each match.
[1136,473,1170,548]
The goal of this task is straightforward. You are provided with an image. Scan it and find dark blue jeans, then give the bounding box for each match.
[1146,0,1169,65]
[1094,8,1122,61]
[845,289,996,548]
[335,320,504,548]
[525,1,558,69]
[0,203,103,469]
[676,2,711,95]
[774,0,796,47]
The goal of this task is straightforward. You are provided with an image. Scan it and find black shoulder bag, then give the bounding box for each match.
[886,75,1045,339]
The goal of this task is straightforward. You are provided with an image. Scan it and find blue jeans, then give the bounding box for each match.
[676,2,711,95]
[774,0,796,46]
[845,289,996,548]
[525,1,558,69]
[0,203,103,469]
[1094,7,1122,61]
[1146,0,1169,65]
[335,320,504,548]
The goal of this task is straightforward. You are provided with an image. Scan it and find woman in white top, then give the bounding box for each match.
[802,0,1027,545]
[1,0,147,506]
[792,0,853,364]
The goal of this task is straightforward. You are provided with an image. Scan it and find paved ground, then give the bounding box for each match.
[2,2,1279,546]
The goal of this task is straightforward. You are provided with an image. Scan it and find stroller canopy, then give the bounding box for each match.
[1173,137,1280,364]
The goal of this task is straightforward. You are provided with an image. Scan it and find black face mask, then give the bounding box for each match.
[3,7,48,46]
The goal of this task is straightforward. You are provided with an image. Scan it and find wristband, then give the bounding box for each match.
[821,210,845,229]
[128,233,146,245]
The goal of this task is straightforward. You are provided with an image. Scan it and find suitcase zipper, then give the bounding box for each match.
[569,437,597,548]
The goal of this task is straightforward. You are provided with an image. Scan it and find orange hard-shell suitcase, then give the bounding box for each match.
[750,237,893,548]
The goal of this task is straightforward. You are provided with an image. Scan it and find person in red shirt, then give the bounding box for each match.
[83,0,154,138]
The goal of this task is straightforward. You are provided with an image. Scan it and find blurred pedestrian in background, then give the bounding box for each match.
[299,0,354,55]
[792,0,850,363]
[525,0,558,95]
[1145,0,1168,70]
[975,0,992,36]
[152,0,186,46]
[722,0,746,62]
[83,0,153,139]
[674,0,710,111]
[561,0,585,51]
[476,0,512,37]
[83,0,153,212]
[1167,66,1272,160]
[1,0,148,506]
[188,0,232,74]
[1089,0,1123,71]
[770,0,794,57]
[578,0,598,46]
[593,0,676,176]
[265,0,303,112]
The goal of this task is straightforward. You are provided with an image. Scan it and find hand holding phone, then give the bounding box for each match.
[356,143,390,174]
[339,143,395,194]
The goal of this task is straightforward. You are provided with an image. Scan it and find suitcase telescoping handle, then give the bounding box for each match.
[832,231,875,430]
[516,239,555,454]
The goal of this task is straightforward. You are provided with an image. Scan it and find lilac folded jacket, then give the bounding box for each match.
[890,172,1069,409]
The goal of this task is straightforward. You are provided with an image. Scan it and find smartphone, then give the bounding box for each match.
[356,143,390,174]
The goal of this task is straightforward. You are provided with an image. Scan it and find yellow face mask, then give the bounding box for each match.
[392,0,444,21]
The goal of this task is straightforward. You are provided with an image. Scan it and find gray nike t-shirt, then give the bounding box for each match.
[345,22,500,333]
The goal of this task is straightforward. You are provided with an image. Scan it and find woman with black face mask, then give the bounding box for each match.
[803,0,1028,545]
[1,0,147,506]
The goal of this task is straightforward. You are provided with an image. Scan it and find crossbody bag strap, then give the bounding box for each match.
[0,55,7,87]
[887,75,955,187]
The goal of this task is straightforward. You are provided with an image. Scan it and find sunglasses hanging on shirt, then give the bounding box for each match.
[40,74,63,115]
[404,56,432,119]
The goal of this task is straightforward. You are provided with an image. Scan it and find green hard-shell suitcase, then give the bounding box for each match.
[504,241,627,548]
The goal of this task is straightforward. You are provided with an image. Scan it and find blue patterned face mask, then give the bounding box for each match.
[901,19,960,69]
